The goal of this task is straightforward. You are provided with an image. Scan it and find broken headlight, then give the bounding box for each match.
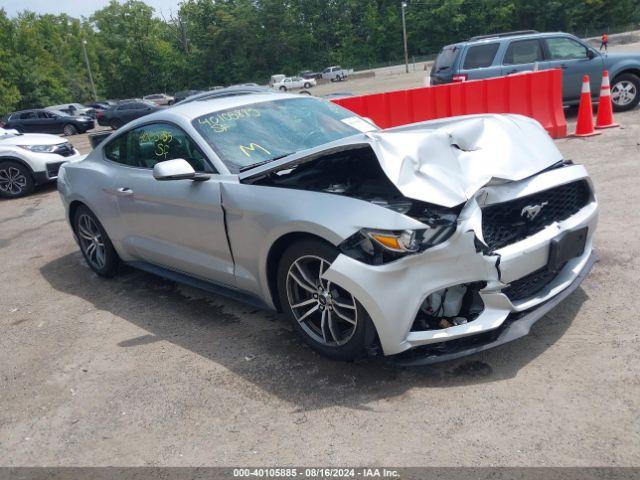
[340,224,456,265]
[340,200,461,264]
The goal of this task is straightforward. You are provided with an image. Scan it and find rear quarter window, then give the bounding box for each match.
[463,43,500,69]
[103,135,135,166]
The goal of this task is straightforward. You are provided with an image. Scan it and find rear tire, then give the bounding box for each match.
[279,86,287,91]
[110,120,122,130]
[73,205,120,277]
[304,82,311,89]
[0,160,34,198]
[63,124,78,136]
[277,239,376,361]
[611,73,640,112]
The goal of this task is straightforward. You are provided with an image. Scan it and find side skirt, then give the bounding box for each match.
[127,260,272,310]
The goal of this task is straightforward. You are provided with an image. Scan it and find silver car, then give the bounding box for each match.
[57,93,598,364]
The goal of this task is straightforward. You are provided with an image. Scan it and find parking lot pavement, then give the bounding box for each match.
[1,116,640,466]
[66,125,111,155]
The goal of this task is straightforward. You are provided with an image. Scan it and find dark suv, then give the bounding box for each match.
[431,30,640,111]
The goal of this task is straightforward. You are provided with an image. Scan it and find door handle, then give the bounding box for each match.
[560,64,568,69]
[115,187,134,196]
[507,69,518,75]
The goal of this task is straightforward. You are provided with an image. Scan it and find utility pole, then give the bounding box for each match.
[81,39,98,101]
[401,2,409,74]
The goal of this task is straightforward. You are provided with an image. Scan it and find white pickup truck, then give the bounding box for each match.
[321,66,351,82]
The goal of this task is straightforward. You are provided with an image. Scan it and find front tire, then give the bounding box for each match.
[277,239,376,361]
[279,86,287,91]
[304,82,311,89]
[73,206,120,277]
[63,124,78,136]
[611,73,640,111]
[0,160,34,198]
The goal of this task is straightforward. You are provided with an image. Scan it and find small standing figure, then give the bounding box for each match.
[600,33,609,52]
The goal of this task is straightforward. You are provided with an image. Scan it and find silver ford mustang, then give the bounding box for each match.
[57,93,598,364]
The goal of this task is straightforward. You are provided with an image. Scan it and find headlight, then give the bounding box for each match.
[19,145,57,153]
[339,199,461,265]
[341,225,456,265]
[366,230,420,253]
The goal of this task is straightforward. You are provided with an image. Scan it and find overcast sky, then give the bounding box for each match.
[2,0,181,18]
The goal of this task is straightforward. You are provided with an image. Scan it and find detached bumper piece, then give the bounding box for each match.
[390,252,597,366]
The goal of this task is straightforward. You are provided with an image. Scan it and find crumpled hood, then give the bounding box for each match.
[368,114,563,207]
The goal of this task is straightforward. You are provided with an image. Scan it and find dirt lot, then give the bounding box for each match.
[2,48,640,467]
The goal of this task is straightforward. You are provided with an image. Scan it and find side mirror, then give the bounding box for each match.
[153,159,210,181]
[587,49,596,59]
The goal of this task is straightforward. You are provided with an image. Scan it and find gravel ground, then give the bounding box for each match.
[1,47,640,467]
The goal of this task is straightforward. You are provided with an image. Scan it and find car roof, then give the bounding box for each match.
[175,85,274,105]
[131,93,302,126]
[462,31,574,47]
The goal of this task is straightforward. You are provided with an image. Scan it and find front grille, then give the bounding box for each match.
[46,161,65,178]
[482,180,591,250]
[502,263,565,302]
[53,142,75,157]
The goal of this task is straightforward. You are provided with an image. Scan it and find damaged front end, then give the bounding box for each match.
[241,114,598,361]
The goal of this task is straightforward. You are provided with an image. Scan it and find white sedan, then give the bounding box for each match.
[273,76,317,91]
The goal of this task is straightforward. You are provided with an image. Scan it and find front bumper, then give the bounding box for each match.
[323,164,598,358]
[391,251,597,365]
[30,150,84,184]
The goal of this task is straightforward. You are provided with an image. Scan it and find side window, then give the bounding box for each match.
[463,43,500,69]
[38,111,53,119]
[126,123,212,172]
[130,103,149,110]
[503,39,544,65]
[546,37,588,60]
[20,112,36,120]
[116,104,130,111]
[104,134,135,166]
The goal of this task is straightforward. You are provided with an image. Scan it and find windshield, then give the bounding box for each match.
[192,98,373,172]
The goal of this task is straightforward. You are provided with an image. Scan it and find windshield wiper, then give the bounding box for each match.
[239,152,297,172]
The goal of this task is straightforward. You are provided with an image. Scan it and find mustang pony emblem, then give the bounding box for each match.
[521,201,548,221]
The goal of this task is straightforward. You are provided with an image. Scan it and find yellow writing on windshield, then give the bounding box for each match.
[197,108,261,134]
[240,143,271,157]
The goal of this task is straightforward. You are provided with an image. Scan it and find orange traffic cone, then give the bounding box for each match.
[572,75,601,137]
[595,71,619,129]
